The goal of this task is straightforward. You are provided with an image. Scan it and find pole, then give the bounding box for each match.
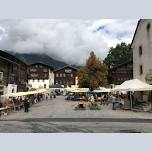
[130,91,132,110]
[151,91,152,112]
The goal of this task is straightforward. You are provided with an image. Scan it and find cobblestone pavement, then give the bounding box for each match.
[1,96,152,132]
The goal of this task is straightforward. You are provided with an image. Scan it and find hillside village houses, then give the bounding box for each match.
[0,50,28,95]
[54,65,78,88]
[0,49,79,95]
[1,19,152,95]
[28,62,54,89]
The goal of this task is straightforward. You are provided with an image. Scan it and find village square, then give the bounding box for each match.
[0,19,152,132]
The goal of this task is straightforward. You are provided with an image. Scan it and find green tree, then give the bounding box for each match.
[78,51,108,89]
[103,42,132,67]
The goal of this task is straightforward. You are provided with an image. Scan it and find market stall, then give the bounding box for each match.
[112,79,152,110]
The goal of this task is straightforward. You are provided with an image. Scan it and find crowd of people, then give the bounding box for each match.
[65,90,133,110]
[0,91,58,115]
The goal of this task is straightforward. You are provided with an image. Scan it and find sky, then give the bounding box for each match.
[0,19,138,65]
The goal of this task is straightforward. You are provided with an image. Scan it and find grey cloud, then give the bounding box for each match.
[0,19,137,65]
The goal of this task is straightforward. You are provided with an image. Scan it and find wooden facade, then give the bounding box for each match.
[0,50,28,94]
[54,66,78,87]
[28,63,54,80]
[108,61,133,85]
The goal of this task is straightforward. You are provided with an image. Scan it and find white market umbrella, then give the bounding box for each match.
[113,79,152,92]
[113,79,152,110]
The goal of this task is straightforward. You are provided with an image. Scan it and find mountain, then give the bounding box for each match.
[7,51,80,70]
[8,52,67,69]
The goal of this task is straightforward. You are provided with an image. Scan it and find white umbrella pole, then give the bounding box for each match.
[130,91,132,110]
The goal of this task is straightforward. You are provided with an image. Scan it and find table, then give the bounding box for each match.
[78,101,85,108]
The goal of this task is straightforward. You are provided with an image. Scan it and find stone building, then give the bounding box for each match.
[131,19,152,84]
[0,50,28,95]
[54,65,78,87]
[28,62,54,89]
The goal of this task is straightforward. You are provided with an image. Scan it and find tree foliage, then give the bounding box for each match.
[103,42,132,67]
[77,51,108,89]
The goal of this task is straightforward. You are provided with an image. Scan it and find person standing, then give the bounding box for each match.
[50,92,53,100]
[111,94,116,110]
[101,94,104,105]
[90,95,95,104]
[24,97,30,112]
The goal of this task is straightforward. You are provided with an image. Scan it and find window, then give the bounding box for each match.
[60,73,62,77]
[11,64,14,72]
[44,74,47,77]
[140,65,143,75]
[12,88,14,93]
[30,68,37,72]
[70,80,73,85]
[0,72,3,80]
[63,73,66,77]
[43,69,48,72]
[147,23,151,32]
[71,74,73,77]
[139,45,142,56]
[56,73,58,77]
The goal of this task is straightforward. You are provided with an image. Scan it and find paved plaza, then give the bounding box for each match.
[1,96,152,132]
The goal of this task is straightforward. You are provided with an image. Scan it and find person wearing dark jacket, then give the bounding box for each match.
[24,97,30,112]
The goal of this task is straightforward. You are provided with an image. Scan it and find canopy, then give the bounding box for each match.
[113,79,152,92]
[93,88,111,93]
[65,88,77,92]
[71,88,89,93]
[1,89,48,98]
[98,87,106,90]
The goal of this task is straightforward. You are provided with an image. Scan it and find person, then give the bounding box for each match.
[94,93,98,102]
[34,95,37,104]
[101,94,105,105]
[104,94,109,105]
[90,95,95,104]
[46,94,48,100]
[111,94,116,110]
[54,92,56,98]
[24,97,30,112]
[16,97,20,111]
[50,92,53,100]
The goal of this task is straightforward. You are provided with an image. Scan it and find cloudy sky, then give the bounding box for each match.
[0,19,138,65]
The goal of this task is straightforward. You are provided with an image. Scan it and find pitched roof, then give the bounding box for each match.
[110,60,133,70]
[30,62,54,70]
[0,50,28,66]
[54,65,78,72]
[130,19,142,48]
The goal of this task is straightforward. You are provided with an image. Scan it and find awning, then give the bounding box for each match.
[71,88,89,93]
[113,79,152,92]
[2,89,48,98]
[93,89,111,93]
